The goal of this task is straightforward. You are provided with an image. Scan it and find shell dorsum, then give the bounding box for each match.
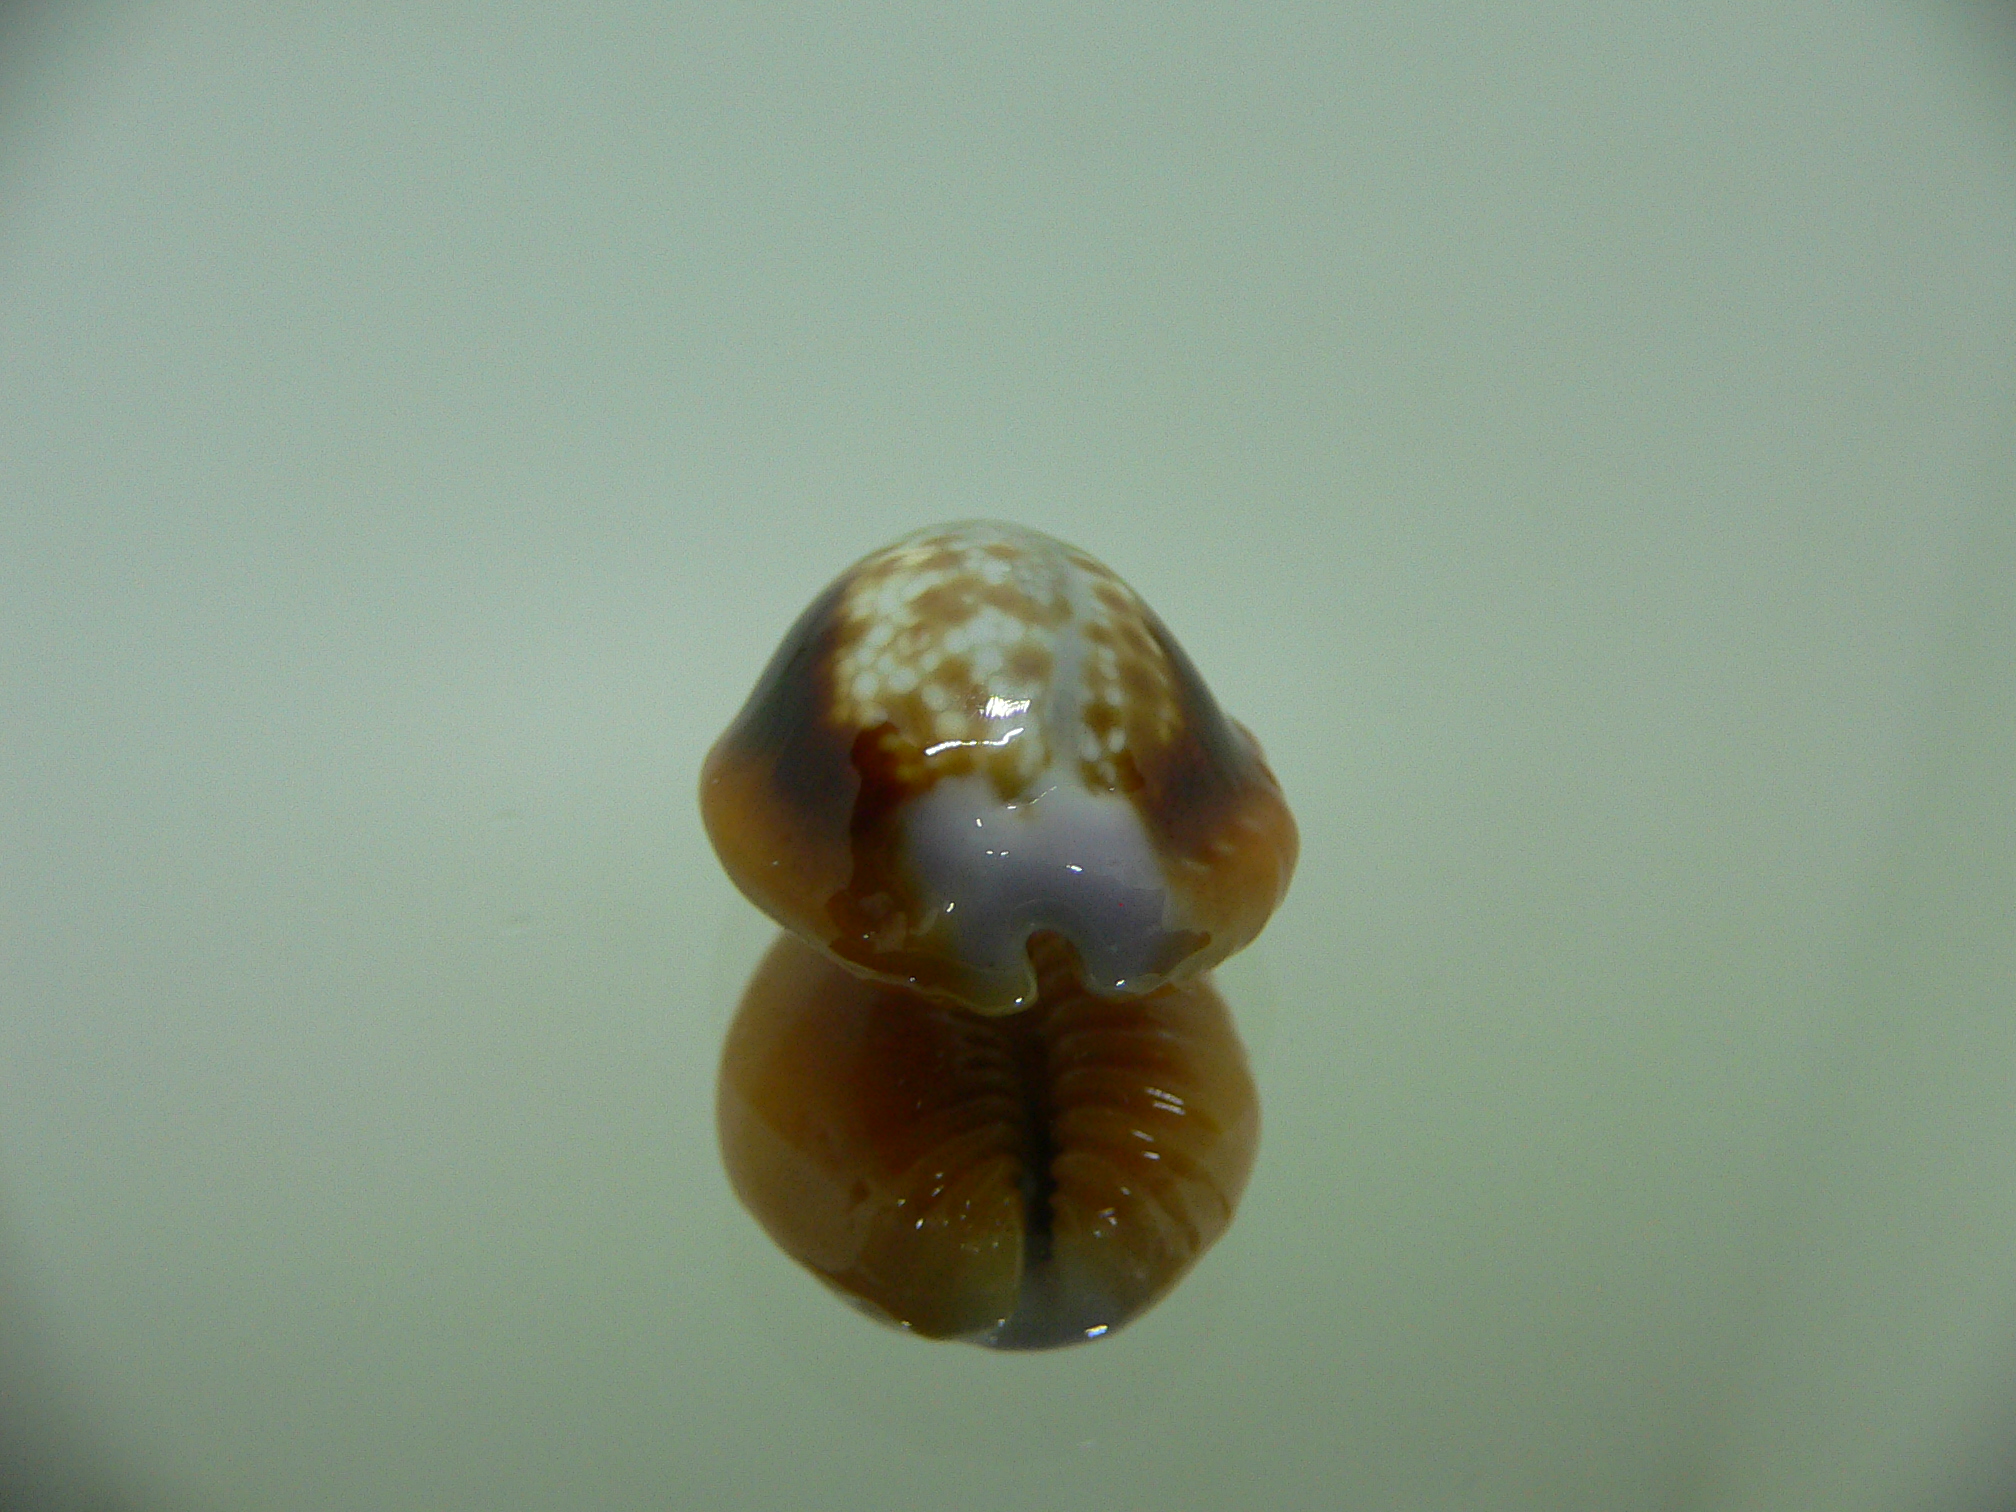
[700,520,1297,1014]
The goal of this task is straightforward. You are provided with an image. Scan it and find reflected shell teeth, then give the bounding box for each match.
[716,934,1259,1348]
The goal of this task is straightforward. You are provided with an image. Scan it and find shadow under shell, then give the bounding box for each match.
[717,931,1260,1348]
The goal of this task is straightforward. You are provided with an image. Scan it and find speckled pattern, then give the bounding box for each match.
[828,522,1181,798]
[701,518,1297,1013]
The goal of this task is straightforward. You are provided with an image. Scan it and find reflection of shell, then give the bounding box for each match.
[717,932,1260,1349]
[701,521,1297,1014]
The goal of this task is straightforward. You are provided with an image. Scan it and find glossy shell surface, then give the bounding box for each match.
[701,521,1297,1013]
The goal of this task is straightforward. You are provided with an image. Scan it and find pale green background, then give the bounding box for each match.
[2,3,2014,1509]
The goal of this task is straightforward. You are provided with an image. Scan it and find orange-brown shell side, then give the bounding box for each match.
[1132,611,1300,977]
[699,572,862,958]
